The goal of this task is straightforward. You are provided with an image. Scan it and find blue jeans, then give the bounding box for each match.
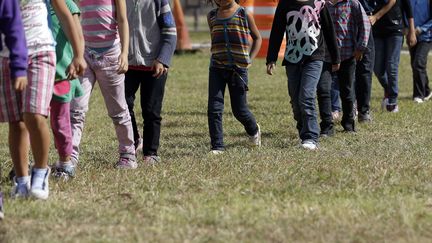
[208,67,258,150]
[285,60,323,143]
[374,35,403,105]
[331,74,341,112]
[355,33,375,114]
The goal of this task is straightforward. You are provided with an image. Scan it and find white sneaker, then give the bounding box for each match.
[413,97,424,103]
[11,177,30,199]
[424,92,432,101]
[248,124,261,147]
[301,140,318,150]
[30,168,51,200]
[210,150,224,155]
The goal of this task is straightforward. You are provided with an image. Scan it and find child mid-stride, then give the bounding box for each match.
[206,0,262,154]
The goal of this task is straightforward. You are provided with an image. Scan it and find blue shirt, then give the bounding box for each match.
[410,0,432,42]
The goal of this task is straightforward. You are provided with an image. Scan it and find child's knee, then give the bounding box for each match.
[23,113,47,128]
[110,109,130,125]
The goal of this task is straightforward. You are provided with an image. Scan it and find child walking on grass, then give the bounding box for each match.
[266,0,340,150]
[206,0,262,153]
[49,0,86,179]
[0,0,28,216]
[125,0,177,165]
[71,0,137,168]
[0,0,85,200]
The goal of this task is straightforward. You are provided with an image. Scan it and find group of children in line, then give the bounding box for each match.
[0,0,430,218]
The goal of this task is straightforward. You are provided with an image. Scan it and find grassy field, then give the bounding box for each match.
[0,35,431,242]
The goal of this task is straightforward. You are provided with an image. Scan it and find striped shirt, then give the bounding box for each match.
[326,0,371,61]
[208,7,250,69]
[80,0,119,49]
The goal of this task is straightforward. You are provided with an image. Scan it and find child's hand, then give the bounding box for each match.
[266,63,275,75]
[14,76,27,91]
[369,15,377,26]
[152,60,167,78]
[354,50,363,61]
[407,31,417,47]
[67,56,87,79]
[117,53,128,74]
[332,64,340,72]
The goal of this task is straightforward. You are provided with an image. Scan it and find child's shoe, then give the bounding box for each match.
[115,154,138,169]
[135,138,143,155]
[248,124,261,147]
[52,161,76,181]
[11,176,31,199]
[143,155,161,165]
[30,167,51,200]
[210,150,224,155]
[301,140,318,150]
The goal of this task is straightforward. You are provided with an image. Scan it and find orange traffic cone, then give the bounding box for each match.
[172,0,192,52]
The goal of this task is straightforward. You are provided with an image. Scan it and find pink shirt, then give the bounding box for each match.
[80,0,119,49]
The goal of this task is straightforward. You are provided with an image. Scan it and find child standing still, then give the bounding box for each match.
[71,0,137,168]
[49,0,86,179]
[125,0,177,164]
[0,0,85,200]
[0,0,28,215]
[207,0,262,153]
[266,0,340,150]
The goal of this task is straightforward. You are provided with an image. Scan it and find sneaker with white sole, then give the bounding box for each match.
[386,104,399,113]
[115,154,138,169]
[52,161,76,181]
[143,155,161,165]
[248,124,261,147]
[210,150,224,155]
[425,92,432,101]
[30,168,51,200]
[413,97,424,103]
[10,177,30,199]
[301,140,318,150]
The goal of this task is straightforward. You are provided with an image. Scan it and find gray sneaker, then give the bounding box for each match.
[143,155,161,165]
[52,161,76,181]
[248,124,261,147]
[358,111,372,123]
[11,177,30,199]
[116,154,138,169]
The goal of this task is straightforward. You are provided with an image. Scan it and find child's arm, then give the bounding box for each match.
[0,0,28,90]
[115,0,129,74]
[415,0,432,36]
[369,0,396,25]
[321,5,341,71]
[353,1,371,60]
[154,0,177,78]
[246,12,262,61]
[52,0,86,78]
[401,0,417,47]
[266,1,287,75]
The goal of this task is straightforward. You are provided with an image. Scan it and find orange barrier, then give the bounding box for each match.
[239,0,254,13]
[173,0,192,51]
[252,0,285,58]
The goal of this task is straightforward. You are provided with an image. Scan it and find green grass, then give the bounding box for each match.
[0,44,431,242]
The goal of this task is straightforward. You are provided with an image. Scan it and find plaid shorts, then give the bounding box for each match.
[0,51,56,122]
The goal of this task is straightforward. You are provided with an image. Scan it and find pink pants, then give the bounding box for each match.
[50,99,72,158]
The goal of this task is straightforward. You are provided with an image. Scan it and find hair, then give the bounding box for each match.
[206,0,241,6]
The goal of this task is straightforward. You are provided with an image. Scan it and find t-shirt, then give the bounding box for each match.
[80,0,120,49]
[0,0,55,57]
[49,0,84,103]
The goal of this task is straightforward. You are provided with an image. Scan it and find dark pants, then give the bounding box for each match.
[355,33,375,114]
[336,57,356,132]
[125,69,166,156]
[285,60,323,142]
[410,41,431,99]
[317,62,333,135]
[208,67,258,150]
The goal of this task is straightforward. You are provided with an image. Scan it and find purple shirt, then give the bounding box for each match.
[326,0,371,61]
[0,0,28,79]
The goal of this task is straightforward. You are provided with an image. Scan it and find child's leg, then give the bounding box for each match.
[410,42,432,99]
[23,113,50,169]
[125,70,143,147]
[227,69,258,137]
[331,75,341,113]
[208,67,227,151]
[50,99,72,162]
[8,121,30,177]
[70,54,96,163]
[95,47,135,158]
[384,35,403,105]
[285,64,303,137]
[139,70,166,156]
[373,37,388,94]
[316,63,334,136]
[336,58,356,132]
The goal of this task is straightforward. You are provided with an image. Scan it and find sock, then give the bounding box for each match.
[16,176,30,194]
[31,168,48,190]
